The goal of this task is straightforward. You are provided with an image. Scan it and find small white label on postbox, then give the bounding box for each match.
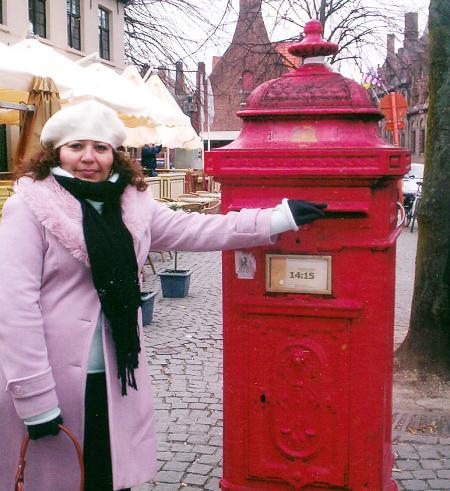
[235,251,257,279]
[266,254,332,294]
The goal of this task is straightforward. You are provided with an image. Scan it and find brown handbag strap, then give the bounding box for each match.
[14,423,85,491]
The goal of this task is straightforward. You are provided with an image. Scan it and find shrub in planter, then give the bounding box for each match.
[158,251,192,298]
[140,291,158,324]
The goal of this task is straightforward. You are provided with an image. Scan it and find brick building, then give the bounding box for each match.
[378,12,429,163]
[196,0,288,148]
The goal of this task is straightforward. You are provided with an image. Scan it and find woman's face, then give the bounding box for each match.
[59,140,114,182]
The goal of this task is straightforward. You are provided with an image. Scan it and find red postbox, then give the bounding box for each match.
[205,19,410,491]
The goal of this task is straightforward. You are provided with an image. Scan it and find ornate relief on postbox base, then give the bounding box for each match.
[274,341,324,459]
[247,320,351,489]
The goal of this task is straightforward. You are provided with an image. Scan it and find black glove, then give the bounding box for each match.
[287,200,327,226]
[27,415,63,440]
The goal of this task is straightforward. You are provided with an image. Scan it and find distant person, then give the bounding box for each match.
[141,143,162,177]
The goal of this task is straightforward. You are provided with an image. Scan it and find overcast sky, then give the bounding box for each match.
[187,0,430,80]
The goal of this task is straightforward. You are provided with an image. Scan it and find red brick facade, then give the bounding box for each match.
[205,0,288,134]
[378,13,429,163]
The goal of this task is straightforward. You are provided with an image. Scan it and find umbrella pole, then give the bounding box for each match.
[164,147,169,170]
[207,122,211,152]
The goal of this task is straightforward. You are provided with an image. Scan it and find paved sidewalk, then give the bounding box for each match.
[394,227,420,348]
[133,227,449,491]
[392,229,450,490]
[137,251,224,491]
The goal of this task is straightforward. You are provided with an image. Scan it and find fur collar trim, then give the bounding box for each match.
[14,175,152,266]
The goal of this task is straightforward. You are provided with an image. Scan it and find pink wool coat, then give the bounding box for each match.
[0,175,274,491]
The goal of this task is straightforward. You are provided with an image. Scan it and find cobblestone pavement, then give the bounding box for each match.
[137,251,224,491]
[393,435,450,490]
[132,227,449,491]
[392,228,450,491]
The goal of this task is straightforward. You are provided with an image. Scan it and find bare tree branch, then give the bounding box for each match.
[124,0,226,86]
[124,0,423,91]
[261,0,409,76]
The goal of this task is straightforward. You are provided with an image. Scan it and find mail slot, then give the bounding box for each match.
[205,19,409,491]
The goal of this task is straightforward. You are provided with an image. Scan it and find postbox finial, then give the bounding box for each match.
[288,19,339,59]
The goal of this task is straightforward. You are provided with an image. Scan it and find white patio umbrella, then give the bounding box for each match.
[5,39,89,99]
[0,41,45,125]
[121,66,202,149]
[146,72,202,150]
[0,87,29,125]
[0,40,185,130]
[82,63,187,129]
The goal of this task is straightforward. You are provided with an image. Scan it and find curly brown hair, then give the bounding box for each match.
[15,147,148,191]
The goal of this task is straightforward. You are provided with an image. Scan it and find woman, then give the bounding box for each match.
[0,100,326,491]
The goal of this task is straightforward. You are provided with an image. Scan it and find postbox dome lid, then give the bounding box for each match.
[239,20,382,120]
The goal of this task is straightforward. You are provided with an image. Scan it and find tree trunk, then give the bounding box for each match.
[395,0,450,376]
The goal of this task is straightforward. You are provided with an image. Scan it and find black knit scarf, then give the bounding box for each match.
[54,173,141,396]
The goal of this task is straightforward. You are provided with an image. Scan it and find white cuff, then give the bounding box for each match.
[270,198,299,235]
[24,407,61,426]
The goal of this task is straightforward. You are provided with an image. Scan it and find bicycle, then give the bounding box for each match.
[397,201,406,228]
[405,181,422,232]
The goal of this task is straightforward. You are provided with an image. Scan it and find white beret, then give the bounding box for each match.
[40,100,127,149]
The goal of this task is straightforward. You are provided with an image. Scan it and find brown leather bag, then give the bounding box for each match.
[14,424,85,491]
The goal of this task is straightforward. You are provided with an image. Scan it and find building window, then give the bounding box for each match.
[400,131,406,148]
[241,70,255,93]
[0,0,3,25]
[411,130,416,154]
[67,0,81,50]
[98,6,110,61]
[419,128,425,154]
[29,0,47,38]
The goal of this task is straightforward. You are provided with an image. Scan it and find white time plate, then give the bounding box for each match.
[266,254,332,294]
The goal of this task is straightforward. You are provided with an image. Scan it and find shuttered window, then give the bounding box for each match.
[29,0,47,38]
[411,130,416,154]
[67,0,81,50]
[419,128,425,154]
[98,6,110,61]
